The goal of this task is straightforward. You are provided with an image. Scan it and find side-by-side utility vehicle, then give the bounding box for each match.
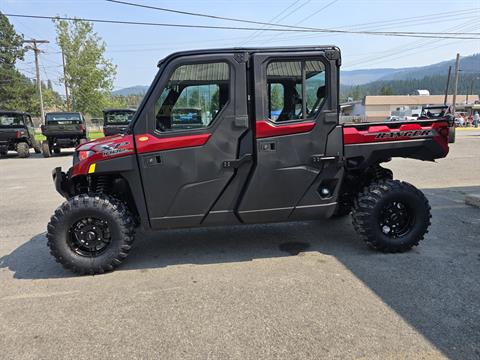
[47,47,454,274]
[41,112,88,157]
[0,110,41,157]
[103,108,136,136]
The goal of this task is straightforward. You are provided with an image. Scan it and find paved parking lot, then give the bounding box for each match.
[0,132,479,359]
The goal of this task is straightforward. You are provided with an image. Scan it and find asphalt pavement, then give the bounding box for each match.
[0,134,479,360]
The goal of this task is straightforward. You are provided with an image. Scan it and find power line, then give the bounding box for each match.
[104,0,479,37]
[292,0,340,25]
[240,0,303,45]
[343,21,480,69]
[5,13,480,40]
[262,0,340,43]
[336,8,478,31]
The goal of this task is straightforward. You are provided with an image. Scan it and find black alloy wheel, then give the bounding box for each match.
[68,217,112,257]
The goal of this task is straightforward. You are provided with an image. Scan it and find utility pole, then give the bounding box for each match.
[452,53,460,115]
[24,39,49,121]
[61,47,70,111]
[443,66,451,105]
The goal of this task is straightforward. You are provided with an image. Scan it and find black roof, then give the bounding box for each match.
[46,111,82,115]
[103,108,137,113]
[0,110,30,116]
[158,45,339,67]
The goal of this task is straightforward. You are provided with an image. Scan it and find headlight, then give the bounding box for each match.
[78,150,95,161]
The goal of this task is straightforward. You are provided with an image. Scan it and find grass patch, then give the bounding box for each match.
[34,131,104,142]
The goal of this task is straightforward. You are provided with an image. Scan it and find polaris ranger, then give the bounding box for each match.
[103,108,136,136]
[41,112,88,157]
[0,110,41,157]
[47,47,454,275]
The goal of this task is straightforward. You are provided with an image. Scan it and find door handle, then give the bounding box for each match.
[144,155,162,167]
[223,154,252,168]
[311,154,342,164]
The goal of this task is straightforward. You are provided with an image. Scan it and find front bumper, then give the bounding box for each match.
[52,167,70,199]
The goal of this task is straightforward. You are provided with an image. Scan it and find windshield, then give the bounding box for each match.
[0,114,25,127]
[104,111,135,125]
[46,113,82,124]
[421,107,448,118]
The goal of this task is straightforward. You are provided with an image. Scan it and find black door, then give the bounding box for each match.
[134,53,252,229]
[238,50,344,223]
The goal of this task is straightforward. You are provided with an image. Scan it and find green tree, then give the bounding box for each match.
[54,18,117,116]
[270,84,283,111]
[0,12,32,111]
[0,13,25,67]
[379,85,395,95]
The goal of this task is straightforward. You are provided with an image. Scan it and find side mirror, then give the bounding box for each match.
[445,114,455,127]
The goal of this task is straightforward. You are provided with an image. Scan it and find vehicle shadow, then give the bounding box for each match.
[0,150,74,160]
[1,185,479,358]
[0,219,363,280]
[0,152,43,160]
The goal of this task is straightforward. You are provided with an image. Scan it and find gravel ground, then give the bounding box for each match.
[0,134,479,360]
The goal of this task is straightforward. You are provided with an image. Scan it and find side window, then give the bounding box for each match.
[266,60,326,122]
[155,62,230,132]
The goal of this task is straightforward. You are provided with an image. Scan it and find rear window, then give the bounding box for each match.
[0,114,24,127]
[46,113,82,124]
[104,111,135,125]
[421,107,448,119]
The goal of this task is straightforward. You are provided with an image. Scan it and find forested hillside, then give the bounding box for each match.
[341,72,480,101]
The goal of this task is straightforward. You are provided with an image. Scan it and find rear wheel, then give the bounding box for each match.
[47,194,135,275]
[333,164,394,218]
[33,143,41,154]
[53,147,61,154]
[17,142,30,158]
[369,164,393,182]
[42,141,51,158]
[352,179,431,252]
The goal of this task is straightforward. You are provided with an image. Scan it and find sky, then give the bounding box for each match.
[2,0,479,94]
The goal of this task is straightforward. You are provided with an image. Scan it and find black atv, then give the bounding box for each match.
[102,108,136,137]
[41,112,88,157]
[47,46,453,275]
[0,110,41,158]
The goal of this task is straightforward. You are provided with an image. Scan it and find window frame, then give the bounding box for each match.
[152,60,233,135]
[262,56,329,124]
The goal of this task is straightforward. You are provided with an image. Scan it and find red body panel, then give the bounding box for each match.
[343,121,450,158]
[343,121,449,144]
[72,135,135,177]
[256,120,315,139]
[71,133,211,177]
[134,133,211,154]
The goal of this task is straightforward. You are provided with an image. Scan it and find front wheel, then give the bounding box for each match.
[33,141,41,154]
[42,141,51,158]
[352,179,431,252]
[17,142,30,158]
[47,194,135,275]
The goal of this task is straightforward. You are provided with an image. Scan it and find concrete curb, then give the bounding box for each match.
[465,194,480,208]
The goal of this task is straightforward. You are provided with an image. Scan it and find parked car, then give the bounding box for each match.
[103,108,136,136]
[0,110,41,157]
[386,115,402,122]
[41,112,88,157]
